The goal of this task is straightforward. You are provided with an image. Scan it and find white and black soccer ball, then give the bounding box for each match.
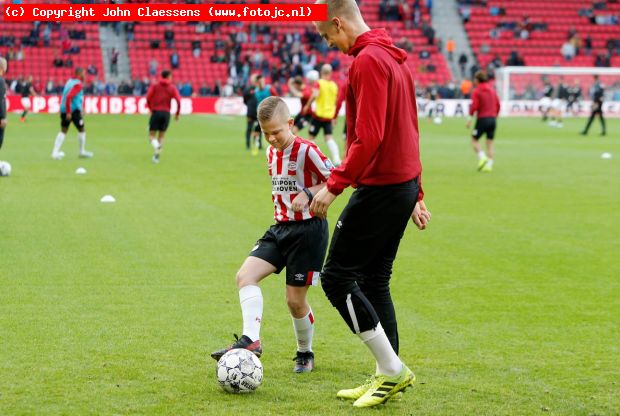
[0,161,11,177]
[216,349,263,394]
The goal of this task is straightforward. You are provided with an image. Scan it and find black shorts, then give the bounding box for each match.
[149,111,171,132]
[308,117,333,136]
[252,118,262,134]
[294,113,309,130]
[0,127,4,149]
[472,117,497,140]
[250,217,329,287]
[60,110,84,130]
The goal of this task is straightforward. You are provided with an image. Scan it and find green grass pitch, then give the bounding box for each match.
[0,113,618,415]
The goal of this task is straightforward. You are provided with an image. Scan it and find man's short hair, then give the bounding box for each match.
[161,70,172,79]
[75,67,84,77]
[257,96,290,124]
[475,70,488,83]
[0,57,7,73]
[316,0,362,21]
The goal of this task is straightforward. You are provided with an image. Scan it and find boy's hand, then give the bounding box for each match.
[291,192,309,212]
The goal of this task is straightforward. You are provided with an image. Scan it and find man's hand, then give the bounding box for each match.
[175,114,180,121]
[309,187,337,218]
[0,118,7,128]
[65,113,72,121]
[411,200,431,230]
[291,192,309,212]
[465,119,471,130]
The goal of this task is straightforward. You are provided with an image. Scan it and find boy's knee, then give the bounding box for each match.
[236,269,253,288]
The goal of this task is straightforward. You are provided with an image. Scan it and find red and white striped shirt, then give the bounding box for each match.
[268,136,333,223]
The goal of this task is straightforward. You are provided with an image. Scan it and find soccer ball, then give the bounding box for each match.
[0,161,11,177]
[216,349,263,393]
[305,70,320,82]
[433,116,443,125]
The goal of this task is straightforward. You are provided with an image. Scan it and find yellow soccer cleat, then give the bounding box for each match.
[337,376,404,401]
[337,377,374,400]
[481,163,493,172]
[352,366,415,408]
[477,155,488,171]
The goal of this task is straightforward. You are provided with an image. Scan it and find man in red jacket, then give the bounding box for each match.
[146,70,181,163]
[311,0,431,407]
[466,70,500,172]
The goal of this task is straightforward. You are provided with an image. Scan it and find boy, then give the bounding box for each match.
[211,97,333,373]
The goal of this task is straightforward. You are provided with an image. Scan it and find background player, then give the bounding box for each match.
[426,82,441,123]
[580,74,606,136]
[146,70,181,163]
[288,71,317,135]
[539,77,553,122]
[467,70,500,172]
[51,68,93,160]
[304,64,342,166]
[211,96,333,373]
[251,75,276,155]
[243,74,259,151]
[0,58,7,153]
[20,75,38,123]
[566,80,582,117]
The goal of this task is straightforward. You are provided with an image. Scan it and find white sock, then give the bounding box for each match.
[53,132,66,154]
[358,323,403,376]
[326,139,341,164]
[487,159,494,168]
[77,132,86,153]
[478,150,486,160]
[292,309,314,352]
[150,138,160,150]
[239,285,263,342]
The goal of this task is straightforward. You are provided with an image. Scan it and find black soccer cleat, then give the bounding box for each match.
[210,334,263,361]
[293,351,314,373]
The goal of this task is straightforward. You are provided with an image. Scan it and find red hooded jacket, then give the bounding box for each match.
[326,29,423,200]
[469,81,500,118]
[146,78,181,115]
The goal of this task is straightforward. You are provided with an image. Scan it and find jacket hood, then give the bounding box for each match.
[348,29,407,64]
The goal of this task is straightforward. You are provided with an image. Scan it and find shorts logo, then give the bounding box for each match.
[288,162,297,170]
[472,129,478,136]
[294,273,305,281]
[251,244,259,252]
[336,220,343,229]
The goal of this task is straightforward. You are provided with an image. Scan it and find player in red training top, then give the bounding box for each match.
[211,96,333,374]
[466,70,500,172]
[288,71,317,135]
[146,70,181,163]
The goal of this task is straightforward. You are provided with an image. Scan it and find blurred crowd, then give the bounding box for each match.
[458,0,619,67]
